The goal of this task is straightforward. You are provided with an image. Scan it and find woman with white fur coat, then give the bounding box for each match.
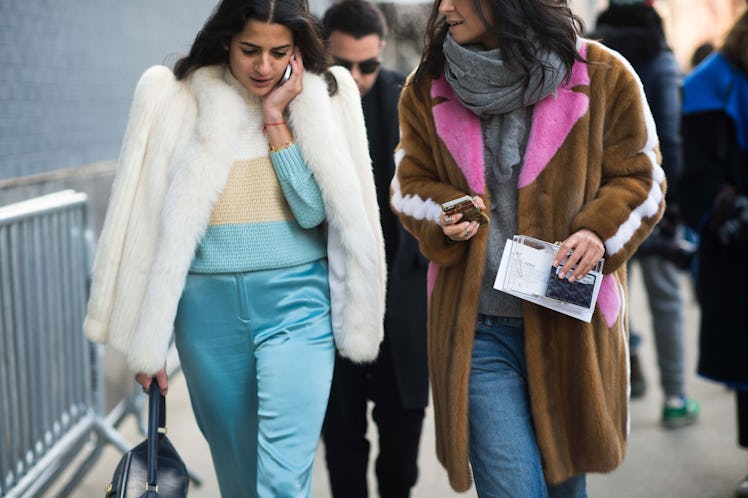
[83,0,385,496]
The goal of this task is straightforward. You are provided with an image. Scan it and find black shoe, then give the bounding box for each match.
[630,355,647,399]
[736,474,748,498]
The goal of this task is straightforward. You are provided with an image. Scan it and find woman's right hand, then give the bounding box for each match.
[135,368,168,395]
[440,196,486,242]
[262,48,304,123]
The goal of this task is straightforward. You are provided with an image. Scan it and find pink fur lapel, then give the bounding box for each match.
[519,43,590,188]
[427,262,439,301]
[431,77,486,195]
[597,274,621,328]
[430,42,591,194]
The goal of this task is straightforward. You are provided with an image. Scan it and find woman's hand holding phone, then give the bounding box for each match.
[440,195,486,242]
[278,63,292,87]
[262,48,302,124]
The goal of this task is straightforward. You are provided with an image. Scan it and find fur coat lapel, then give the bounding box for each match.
[429,43,592,194]
[289,69,378,261]
[288,67,385,359]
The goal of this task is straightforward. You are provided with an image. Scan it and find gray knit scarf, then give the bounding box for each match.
[443,33,567,183]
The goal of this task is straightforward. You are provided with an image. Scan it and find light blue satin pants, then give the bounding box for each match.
[174,260,335,498]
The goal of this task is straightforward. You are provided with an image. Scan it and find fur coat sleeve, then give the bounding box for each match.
[83,66,179,346]
[289,66,387,363]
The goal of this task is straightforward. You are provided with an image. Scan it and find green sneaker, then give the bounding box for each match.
[661,396,700,429]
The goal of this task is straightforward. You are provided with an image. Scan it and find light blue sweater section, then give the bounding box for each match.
[190,144,327,273]
[190,221,326,273]
[271,144,326,228]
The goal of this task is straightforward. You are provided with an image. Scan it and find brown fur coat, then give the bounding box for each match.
[391,40,666,490]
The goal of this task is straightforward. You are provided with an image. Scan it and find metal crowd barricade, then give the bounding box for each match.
[0,190,135,497]
[0,190,202,497]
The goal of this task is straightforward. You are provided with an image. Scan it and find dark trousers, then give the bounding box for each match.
[322,337,425,498]
[738,389,748,448]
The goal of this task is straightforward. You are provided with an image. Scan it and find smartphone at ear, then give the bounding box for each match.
[278,63,292,86]
[277,54,295,87]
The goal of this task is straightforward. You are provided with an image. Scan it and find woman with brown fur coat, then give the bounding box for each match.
[390,0,665,495]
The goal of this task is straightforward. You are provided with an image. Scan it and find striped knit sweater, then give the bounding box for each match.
[189,70,326,273]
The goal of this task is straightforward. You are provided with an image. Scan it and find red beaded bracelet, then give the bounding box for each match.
[262,121,286,134]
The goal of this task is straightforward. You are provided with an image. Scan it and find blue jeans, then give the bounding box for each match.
[469,315,587,498]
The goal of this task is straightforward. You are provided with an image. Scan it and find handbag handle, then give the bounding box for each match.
[145,379,167,493]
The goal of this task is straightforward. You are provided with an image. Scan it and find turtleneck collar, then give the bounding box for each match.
[222,65,263,105]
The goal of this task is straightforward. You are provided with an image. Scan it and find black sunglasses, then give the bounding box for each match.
[333,57,381,75]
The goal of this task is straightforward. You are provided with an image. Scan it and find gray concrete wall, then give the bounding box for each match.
[0,0,215,181]
[1,0,739,184]
[0,0,218,417]
[0,0,603,185]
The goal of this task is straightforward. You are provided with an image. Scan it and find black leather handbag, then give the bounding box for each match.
[106,381,189,498]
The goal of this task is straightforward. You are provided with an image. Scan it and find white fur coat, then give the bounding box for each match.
[84,64,386,374]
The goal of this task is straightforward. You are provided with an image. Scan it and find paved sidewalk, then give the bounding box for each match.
[49,266,745,497]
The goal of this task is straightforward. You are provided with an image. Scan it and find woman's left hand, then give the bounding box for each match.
[262,48,304,122]
[552,228,605,282]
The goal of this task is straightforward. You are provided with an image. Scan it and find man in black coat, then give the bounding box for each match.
[320,1,429,497]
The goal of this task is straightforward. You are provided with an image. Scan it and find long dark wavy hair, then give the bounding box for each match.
[174,0,337,93]
[413,0,586,88]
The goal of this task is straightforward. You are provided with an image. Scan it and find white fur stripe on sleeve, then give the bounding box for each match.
[391,152,443,223]
[605,163,665,256]
[591,40,666,256]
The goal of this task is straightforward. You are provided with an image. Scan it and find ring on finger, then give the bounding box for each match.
[465,229,472,236]
[445,215,454,224]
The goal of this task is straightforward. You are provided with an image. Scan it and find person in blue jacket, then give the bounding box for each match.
[679,8,748,496]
